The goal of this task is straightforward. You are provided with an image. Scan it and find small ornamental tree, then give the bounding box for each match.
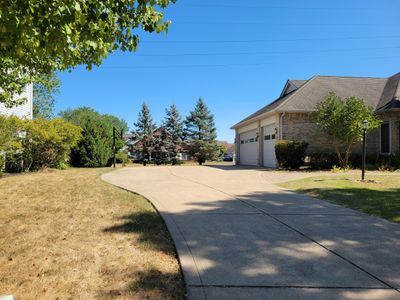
[162,104,184,160]
[185,98,218,165]
[314,92,381,167]
[1,0,176,107]
[217,143,228,160]
[134,102,156,163]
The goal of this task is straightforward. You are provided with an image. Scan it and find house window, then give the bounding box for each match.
[271,134,276,140]
[249,138,254,143]
[265,135,271,140]
[381,123,390,154]
[241,140,244,144]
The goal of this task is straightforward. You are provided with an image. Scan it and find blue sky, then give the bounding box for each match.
[56,0,400,142]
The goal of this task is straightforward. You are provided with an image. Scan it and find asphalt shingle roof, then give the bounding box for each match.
[232,73,399,129]
[289,80,307,88]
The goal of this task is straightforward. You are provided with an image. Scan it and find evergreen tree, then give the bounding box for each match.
[152,128,173,164]
[134,102,156,163]
[162,104,184,161]
[185,98,218,165]
[60,107,126,167]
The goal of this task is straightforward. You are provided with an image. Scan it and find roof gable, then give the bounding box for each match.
[376,72,400,111]
[280,79,308,97]
[232,72,400,130]
[276,76,387,112]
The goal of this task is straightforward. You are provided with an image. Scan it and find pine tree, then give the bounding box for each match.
[162,104,184,161]
[134,102,156,164]
[185,98,218,165]
[152,128,173,164]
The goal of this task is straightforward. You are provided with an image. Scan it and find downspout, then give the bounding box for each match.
[279,112,286,140]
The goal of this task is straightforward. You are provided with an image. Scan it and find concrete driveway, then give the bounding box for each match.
[102,166,400,300]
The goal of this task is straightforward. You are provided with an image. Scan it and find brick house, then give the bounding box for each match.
[231,73,400,167]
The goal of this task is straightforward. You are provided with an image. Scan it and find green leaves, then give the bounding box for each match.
[0,115,81,171]
[0,0,176,106]
[314,92,381,167]
[33,72,61,120]
[60,107,127,167]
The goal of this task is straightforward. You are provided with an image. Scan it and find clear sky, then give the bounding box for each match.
[55,0,400,143]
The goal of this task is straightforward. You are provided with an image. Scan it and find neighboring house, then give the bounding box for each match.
[0,84,33,119]
[231,72,400,167]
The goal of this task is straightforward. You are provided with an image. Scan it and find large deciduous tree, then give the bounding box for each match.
[185,98,218,165]
[314,92,381,167]
[33,72,61,120]
[0,0,176,107]
[134,102,156,163]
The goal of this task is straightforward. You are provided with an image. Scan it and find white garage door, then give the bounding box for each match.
[263,124,276,168]
[239,130,258,166]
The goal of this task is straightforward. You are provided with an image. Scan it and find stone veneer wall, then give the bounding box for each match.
[281,113,380,155]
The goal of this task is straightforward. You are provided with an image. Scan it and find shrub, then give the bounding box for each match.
[4,152,25,173]
[389,152,400,170]
[309,152,339,170]
[56,161,69,170]
[275,140,308,169]
[22,118,82,170]
[0,154,4,172]
[116,150,130,166]
[331,165,349,173]
[0,116,81,172]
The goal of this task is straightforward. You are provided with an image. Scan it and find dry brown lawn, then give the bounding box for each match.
[0,168,185,299]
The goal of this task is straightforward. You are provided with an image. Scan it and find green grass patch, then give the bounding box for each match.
[280,174,400,223]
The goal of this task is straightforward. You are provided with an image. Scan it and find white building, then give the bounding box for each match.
[0,84,33,119]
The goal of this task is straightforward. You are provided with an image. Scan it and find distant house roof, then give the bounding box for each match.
[231,73,399,129]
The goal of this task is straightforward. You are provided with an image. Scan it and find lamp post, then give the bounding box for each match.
[361,120,368,181]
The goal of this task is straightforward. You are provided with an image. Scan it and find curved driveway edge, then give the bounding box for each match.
[102,166,400,300]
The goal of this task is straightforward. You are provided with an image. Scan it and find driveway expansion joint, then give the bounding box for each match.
[167,168,399,294]
[103,167,400,298]
[188,284,392,290]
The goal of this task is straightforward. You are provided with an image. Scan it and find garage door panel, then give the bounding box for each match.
[239,130,258,166]
[263,124,276,168]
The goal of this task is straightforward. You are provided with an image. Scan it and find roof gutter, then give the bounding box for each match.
[230,110,276,129]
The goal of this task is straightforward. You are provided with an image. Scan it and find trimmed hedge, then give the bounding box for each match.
[275,140,308,169]
[308,152,400,170]
[308,152,339,170]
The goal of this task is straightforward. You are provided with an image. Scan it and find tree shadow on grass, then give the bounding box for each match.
[127,268,185,299]
[97,268,185,300]
[103,211,176,254]
[101,211,186,299]
[298,187,400,223]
